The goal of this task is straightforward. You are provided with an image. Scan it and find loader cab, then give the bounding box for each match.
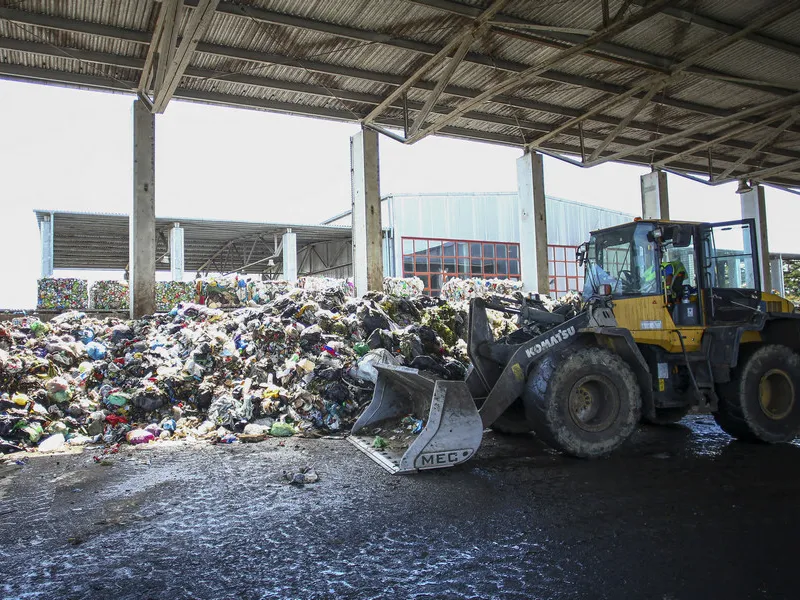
[583,218,762,328]
[583,221,662,299]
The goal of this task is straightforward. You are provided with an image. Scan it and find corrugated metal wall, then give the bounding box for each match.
[297,240,353,279]
[386,192,632,277]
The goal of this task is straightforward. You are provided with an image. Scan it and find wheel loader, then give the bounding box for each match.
[348,218,800,473]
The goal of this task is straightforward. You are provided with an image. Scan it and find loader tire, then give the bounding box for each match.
[643,407,690,426]
[523,346,641,458]
[714,345,800,443]
[490,399,535,435]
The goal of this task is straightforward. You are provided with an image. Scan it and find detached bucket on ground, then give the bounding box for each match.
[348,364,483,474]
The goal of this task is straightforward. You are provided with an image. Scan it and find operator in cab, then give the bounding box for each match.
[661,256,687,305]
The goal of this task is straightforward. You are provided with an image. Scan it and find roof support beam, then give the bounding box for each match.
[152,0,219,113]
[715,112,800,182]
[652,108,799,170]
[215,1,799,122]
[362,0,507,127]
[530,0,800,151]
[405,0,798,96]
[743,157,800,182]
[7,33,800,162]
[3,4,795,128]
[585,91,800,167]
[404,0,674,142]
[138,0,182,99]
[629,0,800,59]
[407,33,474,136]
[587,82,663,163]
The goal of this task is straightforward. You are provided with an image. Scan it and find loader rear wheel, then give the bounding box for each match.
[643,406,690,426]
[714,345,800,443]
[490,399,535,435]
[523,346,641,458]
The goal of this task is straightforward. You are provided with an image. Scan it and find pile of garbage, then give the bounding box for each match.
[1,286,496,454]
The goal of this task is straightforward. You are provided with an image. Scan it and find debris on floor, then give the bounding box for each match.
[283,465,320,485]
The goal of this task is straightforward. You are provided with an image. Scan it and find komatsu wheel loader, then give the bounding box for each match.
[348,218,800,473]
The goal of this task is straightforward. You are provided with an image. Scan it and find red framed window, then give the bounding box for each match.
[402,237,521,296]
[548,245,584,298]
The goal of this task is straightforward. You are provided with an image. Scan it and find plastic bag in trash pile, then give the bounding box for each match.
[4,283,555,452]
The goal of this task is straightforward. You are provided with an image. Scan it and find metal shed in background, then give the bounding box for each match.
[325,192,632,296]
[35,210,355,279]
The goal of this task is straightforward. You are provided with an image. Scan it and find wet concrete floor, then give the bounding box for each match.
[1,414,799,599]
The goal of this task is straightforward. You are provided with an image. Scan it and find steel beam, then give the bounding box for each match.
[745,157,800,182]
[589,91,800,167]
[406,0,674,142]
[652,108,799,170]
[629,0,800,59]
[152,0,219,112]
[139,0,181,96]
[532,1,800,151]
[715,112,800,182]
[363,0,507,125]
[3,6,799,138]
[405,0,798,96]
[587,82,662,162]
[407,33,474,136]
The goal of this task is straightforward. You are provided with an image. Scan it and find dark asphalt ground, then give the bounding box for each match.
[1,414,800,600]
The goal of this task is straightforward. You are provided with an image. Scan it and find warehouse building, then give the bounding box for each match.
[325,192,632,297]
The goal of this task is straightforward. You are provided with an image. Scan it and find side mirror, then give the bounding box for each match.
[673,226,692,247]
[576,242,588,267]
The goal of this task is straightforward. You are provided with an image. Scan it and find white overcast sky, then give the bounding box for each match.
[1,79,799,308]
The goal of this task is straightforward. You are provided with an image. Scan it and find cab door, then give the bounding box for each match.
[698,219,761,325]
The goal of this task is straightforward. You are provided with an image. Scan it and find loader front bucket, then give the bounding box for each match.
[348,364,483,474]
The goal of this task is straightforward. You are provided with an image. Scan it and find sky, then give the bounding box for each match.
[1,79,799,308]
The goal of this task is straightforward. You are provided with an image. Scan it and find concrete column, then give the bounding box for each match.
[39,213,54,278]
[282,229,298,283]
[739,184,771,292]
[640,169,669,220]
[169,223,184,282]
[350,126,382,296]
[130,99,156,317]
[770,256,784,296]
[517,151,549,294]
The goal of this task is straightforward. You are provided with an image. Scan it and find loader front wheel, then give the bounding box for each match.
[523,346,641,458]
[490,399,535,435]
[714,345,800,443]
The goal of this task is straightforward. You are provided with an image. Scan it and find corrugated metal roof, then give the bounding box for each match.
[2,0,800,190]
